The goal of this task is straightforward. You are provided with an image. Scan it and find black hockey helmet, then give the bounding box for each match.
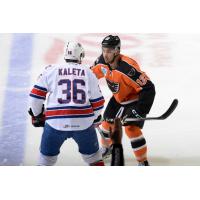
[101,35,121,50]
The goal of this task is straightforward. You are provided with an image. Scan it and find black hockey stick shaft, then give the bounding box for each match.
[124,99,178,122]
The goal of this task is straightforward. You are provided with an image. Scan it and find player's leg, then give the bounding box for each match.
[73,126,104,166]
[38,123,66,166]
[122,102,149,166]
[125,125,149,166]
[38,154,58,166]
[100,96,121,158]
[99,121,114,158]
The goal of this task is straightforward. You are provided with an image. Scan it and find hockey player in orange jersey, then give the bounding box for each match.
[91,35,156,166]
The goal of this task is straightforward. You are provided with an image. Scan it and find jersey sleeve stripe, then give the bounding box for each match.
[91,99,105,109]
[30,88,47,97]
[90,96,104,103]
[29,94,46,100]
[93,105,104,111]
[34,85,48,92]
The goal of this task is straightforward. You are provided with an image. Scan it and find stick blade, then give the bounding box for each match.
[158,99,178,120]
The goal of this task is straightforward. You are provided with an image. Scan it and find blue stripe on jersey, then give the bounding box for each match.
[94,106,104,111]
[34,85,47,92]
[30,93,46,100]
[89,96,104,103]
[46,105,92,110]
[0,34,33,165]
[46,113,94,120]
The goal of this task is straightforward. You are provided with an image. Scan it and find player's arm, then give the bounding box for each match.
[29,68,49,127]
[88,70,105,125]
[136,73,156,114]
[129,60,155,114]
[132,71,156,114]
[123,67,156,119]
[110,118,124,166]
[90,55,106,79]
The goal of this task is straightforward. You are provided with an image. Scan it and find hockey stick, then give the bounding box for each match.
[96,99,178,137]
[123,99,178,122]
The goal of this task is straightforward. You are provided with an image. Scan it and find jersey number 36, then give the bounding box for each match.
[58,79,86,104]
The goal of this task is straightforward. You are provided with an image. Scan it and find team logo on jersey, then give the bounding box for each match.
[106,79,120,93]
[101,67,107,76]
[127,68,136,77]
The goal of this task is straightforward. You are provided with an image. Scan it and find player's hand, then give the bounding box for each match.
[93,115,102,127]
[110,118,122,144]
[28,105,45,127]
[122,107,144,125]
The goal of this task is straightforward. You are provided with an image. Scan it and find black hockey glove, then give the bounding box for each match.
[122,107,144,126]
[28,105,45,127]
[93,115,102,127]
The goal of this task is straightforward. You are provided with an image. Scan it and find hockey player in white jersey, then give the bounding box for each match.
[29,42,105,166]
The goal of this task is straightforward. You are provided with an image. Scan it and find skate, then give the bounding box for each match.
[100,146,112,159]
[138,160,150,166]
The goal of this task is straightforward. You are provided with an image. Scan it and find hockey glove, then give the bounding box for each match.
[122,107,144,125]
[93,115,102,127]
[28,105,45,127]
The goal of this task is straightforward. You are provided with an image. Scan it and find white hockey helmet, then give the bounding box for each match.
[64,42,85,63]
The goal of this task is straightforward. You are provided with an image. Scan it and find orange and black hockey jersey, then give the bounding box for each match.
[91,54,156,114]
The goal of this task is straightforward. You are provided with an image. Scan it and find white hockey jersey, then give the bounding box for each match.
[29,63,105,131]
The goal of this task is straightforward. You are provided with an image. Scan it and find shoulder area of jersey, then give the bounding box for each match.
[78,63,90,69]
[39,64,57,76]
[42,64,59,73]
[120,54,140,69]
[44,64,56,70]
[36,64,56,80]
[120,54,136,64]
